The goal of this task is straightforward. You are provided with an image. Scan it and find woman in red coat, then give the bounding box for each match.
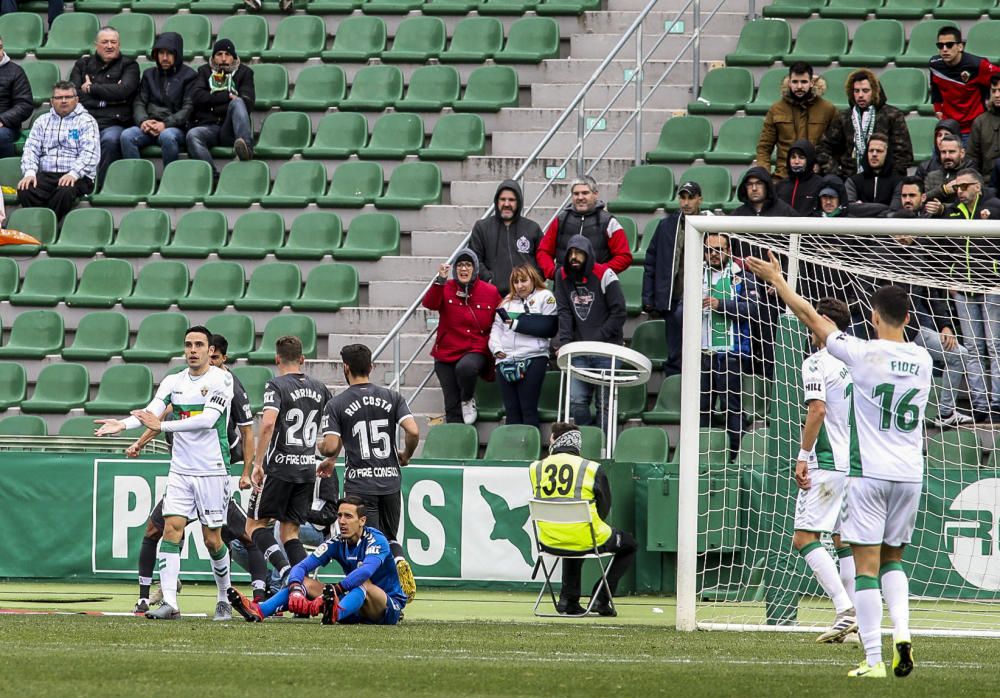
[422,248,502,424]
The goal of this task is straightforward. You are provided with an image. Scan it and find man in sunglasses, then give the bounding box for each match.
[930,26,1000,145]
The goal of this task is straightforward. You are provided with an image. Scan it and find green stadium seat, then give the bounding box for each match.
[206,314,255,360]
[616,266,643,315]
[190,0,242,10]
[615,383,647,422]
[419,113,486,160]
[668,428,728,463]
[48,208,114,257]
[340,65,404,111]
[838,19,905,66]
[178,262,244,310]
[363,0,422,12]
[277,212,343,260]
[65,258,133,308]
[782,18,848,66]
[687,67,754,114]
[133,0,191,11]
[576,425,604,460]
[535,370,562,422]
[160,15,212,60]
[636,218,659,257]
[234,263,301,311]
[667,165,732,210]
[149,160,213,207]
[335,213,400,259]
[926,429,982,468]
[230,366,270,413]
[453,66,519,112]
[643,374,681,424]
[262,161,328,208]
[248,315,318,364]
[613,426,669,462]
[254,112,312,157]
[879,67,930,112]
[216,15,268,59]
[1,207,56,255]
[0,258,17,301]
[122,312,188,362]
[478,0,538,15]
[36,13,100,58]
[397,65,461,112]
[318,161,383,207]
[304,112,368,159]
[281,66,346,111]
[204,161,270,208]
[22,61,61,107]
[21,363,89,414]
[645,115,713,163]
[423,0,479,13]
[440,17,503,63]
[0,310,62,358]
[262,15,326,62]
[819,67,854,110]
[0,156,21,204]
[483,425,539,460]
[473,378,504,420]
[908,116,939,163]
[84,364,154,414]
[160,210,229,258]
[629,320,667,369]
[252,64,289,109]
[0,362,26,410]
[11,258,76,307]
[934,0,995,19]
[57,416,104,436]
[359,113,424,159]
[308,0,362,12]
[0,13,44,57]
[536,0,600,15]
[375,162,441,209]
[819,0,883,18]
[321,16,386,62]
[0,414,47,435]
[965,21,1000,63]
[742,375,770,423]
[108,13,155,57]
[607,165,673,212]
[762,0,825,18]
[421,423,478,460]
[382,16,446,62]
[989,3,1000,16]
[494,17,560,64]
[123,261,189,309]
[746,67,787,116]
[736,426,769,466]
[897,20,954,67]
[876,0,937,18]
[219,211,285,259]
[703,117,764,164]
[292,264,359,311]
[725,19,791,65]
[616,215,638,252]
[91,160,156,206]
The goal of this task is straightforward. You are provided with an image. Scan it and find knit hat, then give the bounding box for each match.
[212,38,237,59]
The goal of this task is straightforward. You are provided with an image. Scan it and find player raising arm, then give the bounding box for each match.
[746,252,930,679]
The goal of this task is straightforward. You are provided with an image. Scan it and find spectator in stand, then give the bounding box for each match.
[897,177,931,218]
[924,134,979,214]
[120,33,196,168]
[186,39,255,179]
[536,175,632,280]
[0,35,33,159]
[489,265,558,429]
[0,0,62,29]
[469,180,543,296]
[944,169,1000,220]
[813,176,848,218]
[755,62,837,181]
[930,25,1000,145]
[775,139,824,215]
[914,118,962,181]
[17,81,98,221]
[731,167,798,219]
[968,75,1000,190]
[844,133,902,217]
[816,69,912,179]
[422,249,502,425]
[69,27,139,184]
[641,181,706,377]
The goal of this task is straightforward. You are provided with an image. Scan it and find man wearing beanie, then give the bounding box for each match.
[186,38,255,178]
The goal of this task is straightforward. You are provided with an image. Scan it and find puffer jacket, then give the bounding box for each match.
[755,75,837,180]
[774,139,824,215]
[133,32,197,128]
[0,55,33,132]
[488,287,558,361]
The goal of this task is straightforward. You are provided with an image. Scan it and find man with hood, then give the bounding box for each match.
[813,175,848,217]
[914,118,962,181]
[469,179,543,295]
[775,139,824,215]
[731,167,798,219]
[755,62,837,180]
[816,69,912,179]
[930,25,1000,141]
[536,175,632,280]
[16,81,99,220]
[0,35,34,159]
[967,74,1000,189]
[924,134,980,213]
[554,234,626,434]
[120,33,196,167]
[186,38,256,177]
[69,26,139,183]
[845,133,902,217]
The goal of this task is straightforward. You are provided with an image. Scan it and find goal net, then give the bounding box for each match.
[674,216,1000,637]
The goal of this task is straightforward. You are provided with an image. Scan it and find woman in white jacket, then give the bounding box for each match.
[489,265,558,428]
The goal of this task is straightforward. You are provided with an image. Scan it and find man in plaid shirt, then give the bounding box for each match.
[17,80,99,221]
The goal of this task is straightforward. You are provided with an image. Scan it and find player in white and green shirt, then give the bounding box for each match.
[96,326,235,621]
[747,253,927,680]
[792,298,857,644]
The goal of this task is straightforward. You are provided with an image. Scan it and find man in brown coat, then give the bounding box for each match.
[756,62,837,181]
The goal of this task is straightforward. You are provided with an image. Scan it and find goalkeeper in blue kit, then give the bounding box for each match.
[228,495,407,625]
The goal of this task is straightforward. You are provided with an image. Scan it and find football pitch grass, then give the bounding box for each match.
[2,582,999,697]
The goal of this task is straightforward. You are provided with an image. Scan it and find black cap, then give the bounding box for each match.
[678,181,702,196]
[212,38,237,59]
[819,186,839,198]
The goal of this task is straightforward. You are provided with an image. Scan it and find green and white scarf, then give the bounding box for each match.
[850,105,875,172]
[702,262,739,352]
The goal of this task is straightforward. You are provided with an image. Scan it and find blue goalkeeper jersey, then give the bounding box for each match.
[289,526,406,606]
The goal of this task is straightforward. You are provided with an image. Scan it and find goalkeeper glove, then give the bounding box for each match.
[287,582,311,615]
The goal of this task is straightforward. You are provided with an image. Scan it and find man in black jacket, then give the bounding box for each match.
[845,133,902,217]
[469,179,543,295]
[0,37,33,159]
[186,39,255,178]
[69,26,139,183]
[120,33,196,167]
[775,139,824,215]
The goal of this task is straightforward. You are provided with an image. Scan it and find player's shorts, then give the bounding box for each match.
[247,475,313,525]
[345,491,402,541]
[150,495,249,542]
[793,469,847,534]
[840,476,922,547]
[161,471,231,529]
[339,593,406,626]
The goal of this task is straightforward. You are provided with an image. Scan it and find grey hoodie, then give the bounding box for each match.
[468,179,543,295]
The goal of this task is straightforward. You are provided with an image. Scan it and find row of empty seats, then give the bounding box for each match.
[71,0,597,16]
[765,0,1000,21]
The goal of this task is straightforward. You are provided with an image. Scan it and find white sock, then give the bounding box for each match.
[837,549,856,608]
[210,546,232,603]
[881,565,910,642]
[803,545,852,614]
[157,540,182,610]
[854,579,884,667]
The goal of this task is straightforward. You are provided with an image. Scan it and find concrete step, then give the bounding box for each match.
[493,107,677,133]
[531,82,695,110]
[328,332,432,360]
[569,32,737,61]
[410,230,471,257]
[491,129,661,159]
[452,179,623,208]
[368,279,436,307]
[589,8,753,35]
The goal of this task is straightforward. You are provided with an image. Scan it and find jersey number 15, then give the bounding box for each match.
[352,418,392,459]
